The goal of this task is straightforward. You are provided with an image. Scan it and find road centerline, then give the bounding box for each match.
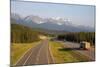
[35,41,45,64]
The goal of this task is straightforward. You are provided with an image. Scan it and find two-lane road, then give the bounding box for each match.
[13,39,95,66]
[14,39,55,66]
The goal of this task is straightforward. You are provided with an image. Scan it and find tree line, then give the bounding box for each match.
[57,32,95,45]
[11,24,41,43]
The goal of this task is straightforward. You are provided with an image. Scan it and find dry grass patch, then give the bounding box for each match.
[49,41,91,64]
[11,41,40,65]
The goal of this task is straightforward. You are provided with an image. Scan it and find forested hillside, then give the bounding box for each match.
[57,32,95,45]
[11,24,41,43]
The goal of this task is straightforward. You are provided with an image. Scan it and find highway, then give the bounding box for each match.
[15,39,55,66]
[62,41,95,60]
[14,40,95,66]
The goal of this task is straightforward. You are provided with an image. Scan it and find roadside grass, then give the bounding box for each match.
[49,41,91,64]
[11,41,40,65]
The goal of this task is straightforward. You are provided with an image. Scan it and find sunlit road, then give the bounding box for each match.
[15,39,55,66]
[62,41,95,60]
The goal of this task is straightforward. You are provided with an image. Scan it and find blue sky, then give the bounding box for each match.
[11,1,95,27]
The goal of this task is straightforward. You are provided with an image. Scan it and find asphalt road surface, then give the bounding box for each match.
[62,41,95,60]
[15,39,55,66]
[13,40,95,66]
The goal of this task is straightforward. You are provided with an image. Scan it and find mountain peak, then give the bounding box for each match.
[11,13,94,32]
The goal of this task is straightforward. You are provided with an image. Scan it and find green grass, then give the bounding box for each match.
[11,41,40,65]
[49,41,91,64]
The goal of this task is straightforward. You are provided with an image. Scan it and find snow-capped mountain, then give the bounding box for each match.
[11,13,24,24]
[24,15,45,24]
[11,13,94,32]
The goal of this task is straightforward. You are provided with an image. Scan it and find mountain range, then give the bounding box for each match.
[11,13,95,33]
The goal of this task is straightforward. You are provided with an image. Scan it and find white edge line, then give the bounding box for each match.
[48,42,55,63]
[47,41,49,64]
[14,42,40,66]
[14,45,33,66]
[35,42,44,64]
[23,49,34,65]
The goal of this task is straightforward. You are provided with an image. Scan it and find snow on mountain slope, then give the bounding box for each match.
[11,13,94,32]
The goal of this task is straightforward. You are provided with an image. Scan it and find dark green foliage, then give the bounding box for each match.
[57,32,95,45]
[11,24,40,43]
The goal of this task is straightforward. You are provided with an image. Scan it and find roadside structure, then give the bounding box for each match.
[80,41,91,50]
